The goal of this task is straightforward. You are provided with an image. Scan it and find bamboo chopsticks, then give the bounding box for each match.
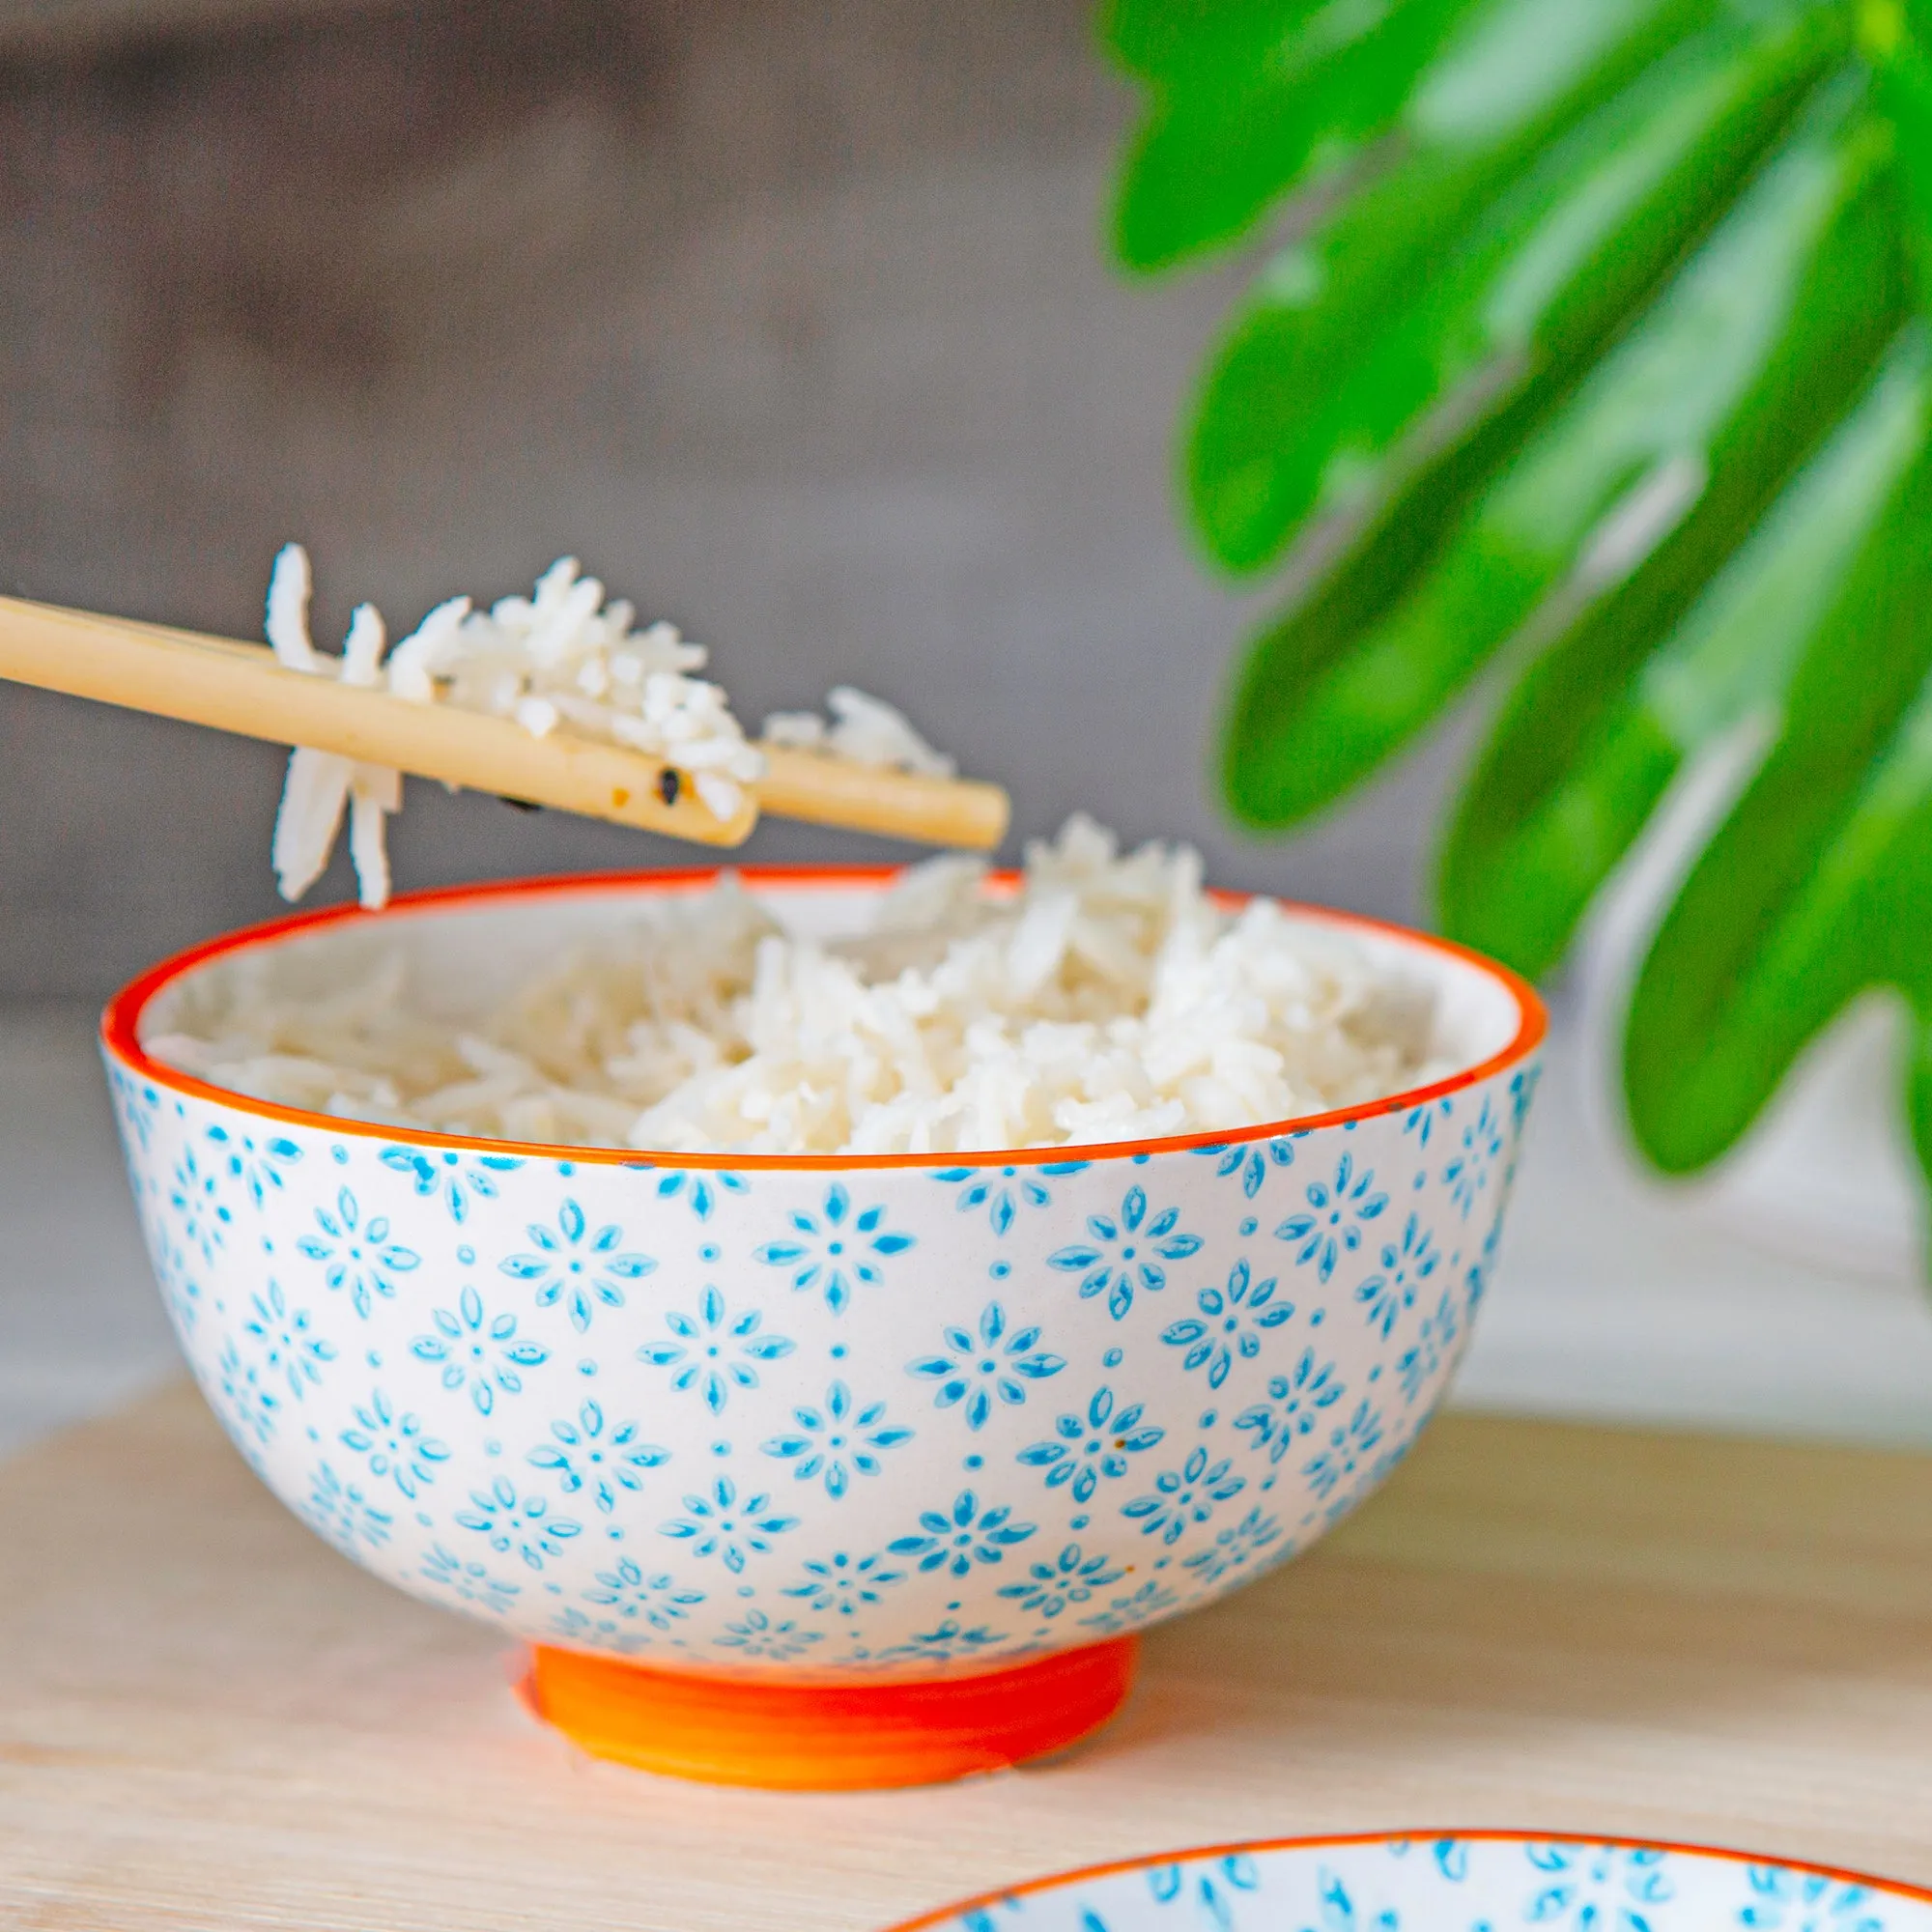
[0,595,1010,852]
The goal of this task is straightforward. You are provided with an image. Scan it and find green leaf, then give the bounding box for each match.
[1189,9,1838,571]
[1099,0,1329,81]
[1437,321,1932,979]
[1623,440,1932,1171]
[1111,0,1719,270]
[1219,74,1910,829]
[1871,0,1932,288]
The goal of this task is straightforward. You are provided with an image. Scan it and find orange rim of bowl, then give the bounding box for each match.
[99,865,1548,1174]
[883,1830,1932,1931]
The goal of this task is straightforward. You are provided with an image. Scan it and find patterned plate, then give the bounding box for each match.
[888,1833,1932,1932]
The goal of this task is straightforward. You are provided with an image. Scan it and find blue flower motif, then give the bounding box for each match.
[420,1542,521,1616]
[1233,1347,1345,1464]
[1150,1854,1261,1927]
[889,1490,1037,1577]
[1274,1151,1388,1283]
[714,1609,823,1662]
[880,1617,1010,1664]
[1444,1094,1504,1219]
[411,1285,550,1415]
[1403,1097,1454,1149]
[108,1069,160,1152]
[1160,1259,1294,1388]
[996,1542,1125,1618]
[1355,1210,1439,1340]
[381,1146,523,1223]
[649,1168,749,1220]
[753,1182,915,1314]
[1017,1385,1163,1502]
[1524,1844,1672,1932]
[206,1123,302,1208]
[1192,1136,1295,1197]
[762,1379,912,1498]
[909,1302,1065,1431]
[1398,1290,1463,1405]
[783,1549,906,1618]
[1048,1184,1202,1321]
[241,1279,334,1400]
[662,1476,799,1573]
[1122,1446,1245,1546]
[1077,1577,1180,1635]
[1511,1064,1542,1136]
[527,1401,670,1512]
[455,1477,582,1570]
[170,1145,232,1265]
[581,1555,706,1633]
[300,1460,393,1556]
[339,1390,449,1499]
[214,1339,278,1447]
[1740,1867,1883,1932]
[933,1160,1089,1236]
[297,1187,420,1319]
[1181,1505,1285,1585]
[499,1199,655,1333]
[638,1286,795,1414]
[1304,1398,1384,1501]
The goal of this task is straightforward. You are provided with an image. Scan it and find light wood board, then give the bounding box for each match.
[3,1381,1931,1929]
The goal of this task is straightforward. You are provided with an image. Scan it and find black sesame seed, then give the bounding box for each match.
[658,767,682,808]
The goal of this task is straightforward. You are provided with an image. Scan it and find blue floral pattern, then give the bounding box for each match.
[527,1402,670,1512]
[454,1478,582,1569]
[499,1199,655,1332]
[661,1477,799,1574]
[754,1183,914,1313]
[909,1302,1065,1431]
[382,1146,523,1223]
[411,1285,549,1414]
[1160,1259,1293,1388]
[1275,1152,1387,1284]
[889,1491,1037,1577]
[916,1836,1931,1932]
[937,1161,1090,1235]
[996,1542,1125,1619]
[763,1378,912,1497]
[1048,1184,1202,1321]
[1355,1211,1439,1341]
[297,1187,419,1319]
[638,1286,796,1414]
[1017,1385,1162,1502]
[1234,1348,1345,1465]
[1193,1136,1295,1197]
[112,954,1540,1675]
[207,1123,302,1208]
[1122,1446,1245,1547]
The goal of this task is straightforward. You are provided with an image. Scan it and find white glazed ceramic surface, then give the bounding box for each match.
[895,1833,1932,1932]
[102,872,1541,1681]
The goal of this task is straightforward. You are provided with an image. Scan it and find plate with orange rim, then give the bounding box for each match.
[884,1833,1932,1932]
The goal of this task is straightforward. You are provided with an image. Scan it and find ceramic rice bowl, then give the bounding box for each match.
[101,867,1544,1787]
[887,1833,1932,1932]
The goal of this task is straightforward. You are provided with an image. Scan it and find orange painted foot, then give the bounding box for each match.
[525,1636,1140,1790]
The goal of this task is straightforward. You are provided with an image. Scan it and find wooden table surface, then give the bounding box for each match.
[4,1381,1931,1930]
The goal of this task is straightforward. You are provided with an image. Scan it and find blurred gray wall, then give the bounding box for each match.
[0,0,1466,1001]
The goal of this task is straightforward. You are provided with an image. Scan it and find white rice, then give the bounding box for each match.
[145,815,1452,1155]
[264,546,952,912]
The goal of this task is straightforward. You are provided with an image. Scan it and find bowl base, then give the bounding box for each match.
[524,1635,1140,1789]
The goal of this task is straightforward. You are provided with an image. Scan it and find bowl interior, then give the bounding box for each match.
[133,869,1532,1152]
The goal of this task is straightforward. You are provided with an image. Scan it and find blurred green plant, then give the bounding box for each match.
[1107,0,1932,1203]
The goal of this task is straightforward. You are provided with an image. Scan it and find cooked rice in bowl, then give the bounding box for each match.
[143,816,1461,1157]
